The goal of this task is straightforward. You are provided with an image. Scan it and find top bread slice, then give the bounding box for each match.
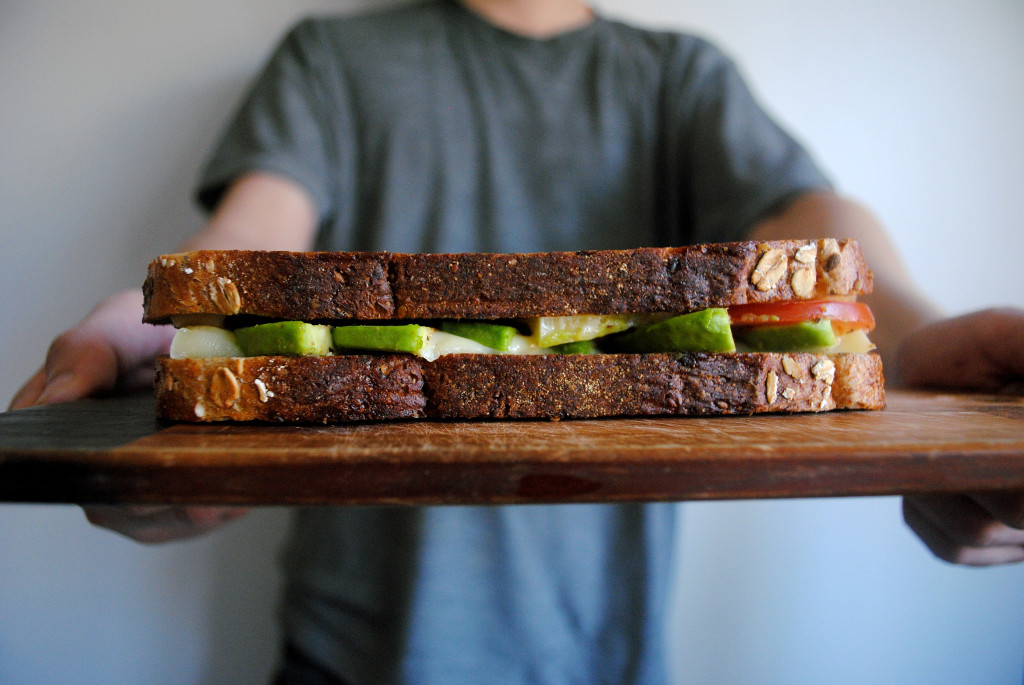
[143,239,872,324]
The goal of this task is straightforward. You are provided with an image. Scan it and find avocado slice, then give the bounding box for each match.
[235,321,333,357]
[550,340,599,355]
[734,319,837,352]
[605,308,736,353]
[528,313,644,347]
[332,324,432,356]
[440,321,519,351]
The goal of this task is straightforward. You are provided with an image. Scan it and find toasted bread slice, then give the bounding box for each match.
[143,239,872,324]
[155,352,883,423]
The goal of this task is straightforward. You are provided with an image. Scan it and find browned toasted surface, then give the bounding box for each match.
[832,353,887,410]
[143,239,873,323]
[143,251,395,323]
[155,355,426,423]
[155,352,883,423]
[390,247,676,318]
[423,352,884,419]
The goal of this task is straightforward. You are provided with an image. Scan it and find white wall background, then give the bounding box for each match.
[1,1,1022,683]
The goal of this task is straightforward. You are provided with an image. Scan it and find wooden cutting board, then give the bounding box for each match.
[1,390,1022,505]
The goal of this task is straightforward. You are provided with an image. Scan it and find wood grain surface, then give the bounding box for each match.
[1,390,1022,505]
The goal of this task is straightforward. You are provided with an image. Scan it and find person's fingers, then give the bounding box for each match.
[969,308,1024,391]
[972,491,1024,531]
[35,330,120,406]
[7,332,119,409]
[83,505,251,544]
[903,495,1024,566]
[897,308,1024,393]
[8,368,48,410]
[7,289,175,411]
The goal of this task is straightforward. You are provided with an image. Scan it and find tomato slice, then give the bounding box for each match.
[729,300,875,335]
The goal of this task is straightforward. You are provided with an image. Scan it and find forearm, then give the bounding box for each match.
[747,191,942,384]
[181,171,319,252]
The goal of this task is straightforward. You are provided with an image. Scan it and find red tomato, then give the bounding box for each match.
[729,300,875,335]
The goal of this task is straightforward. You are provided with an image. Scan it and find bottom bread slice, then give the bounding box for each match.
[155,352,884,423]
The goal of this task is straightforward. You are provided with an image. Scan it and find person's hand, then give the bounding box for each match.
[8,288,249,543]
[896,307,1024,565]
[9,289,173,409]
[902,494,1024,566]
[895,307,1024,395]
[83,505,251,544]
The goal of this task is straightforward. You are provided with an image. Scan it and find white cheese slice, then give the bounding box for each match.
[418,330,492,361]
[503,334,553,356]
[170,326,243,359]
[827,329,876,354]
[418,331,551,362]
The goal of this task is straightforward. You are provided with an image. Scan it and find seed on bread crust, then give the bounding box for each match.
[751,248,788,291]
[209,367,241,408]
[781,355,803,379]
[820,238,842,273]
[791,266,816,298]
[254,378,274,403]
[812,359,837,385]
[820,386,834,411]
[794,243,817,265]
[766,369,779,403]
[207,277,242,315]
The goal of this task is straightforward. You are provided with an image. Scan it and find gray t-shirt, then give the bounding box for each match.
[196,2,830,683]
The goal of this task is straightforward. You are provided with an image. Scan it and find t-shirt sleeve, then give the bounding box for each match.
[668,39,832,245]
[195,19,340,219]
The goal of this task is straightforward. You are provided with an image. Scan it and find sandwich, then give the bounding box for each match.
[143,238,884,423]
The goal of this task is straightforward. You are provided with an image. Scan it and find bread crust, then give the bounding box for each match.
[155,352,883,423]
[144,239,872,323]
[143,251,395,323]
[155,355,426,423]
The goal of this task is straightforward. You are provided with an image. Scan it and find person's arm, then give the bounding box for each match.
[8,171,318,544]
[747,190,941,379]
[180,171,319,252]
[9,172,317,410]
[749,190,1024,566]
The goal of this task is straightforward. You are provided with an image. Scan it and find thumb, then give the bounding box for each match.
[8,368,47,410]
[34,330,121,406]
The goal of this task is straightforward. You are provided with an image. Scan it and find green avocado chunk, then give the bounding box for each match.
[605,308,736,353]
[530,314,640,347]
[550,340,599,355]
[734,319,837,352]
[440,321,518,351]
[332,324,431,355]
[234,321,333,357]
